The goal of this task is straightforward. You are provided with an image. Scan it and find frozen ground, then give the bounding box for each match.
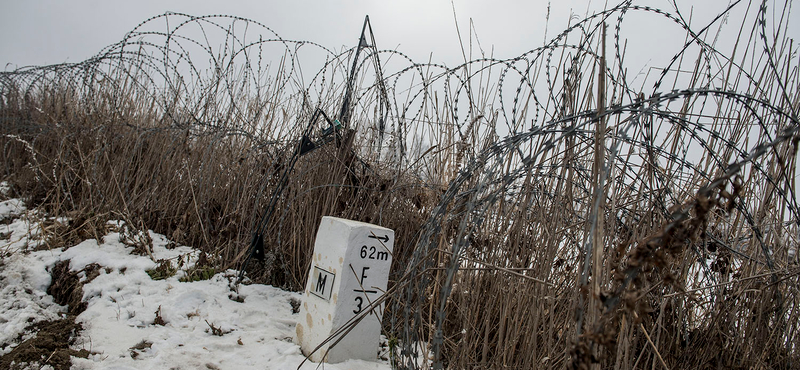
[0,186,391,370]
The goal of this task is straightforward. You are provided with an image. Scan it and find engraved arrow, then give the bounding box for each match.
[368,234,389,243]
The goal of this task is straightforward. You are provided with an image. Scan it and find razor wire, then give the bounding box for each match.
[1,1,799,368]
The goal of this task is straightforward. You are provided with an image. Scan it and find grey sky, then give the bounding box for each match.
[4,0,792,71]
[0,0,547,69]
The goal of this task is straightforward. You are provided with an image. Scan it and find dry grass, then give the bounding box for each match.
[1,2,799,369]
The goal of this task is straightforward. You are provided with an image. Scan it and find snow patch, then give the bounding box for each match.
[0,213,391,369]
[0,198,25,221]
[0,249,65,355]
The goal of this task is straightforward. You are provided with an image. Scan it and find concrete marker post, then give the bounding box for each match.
[296,216,394,363]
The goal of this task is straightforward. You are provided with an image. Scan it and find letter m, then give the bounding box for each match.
[315,273,327,294]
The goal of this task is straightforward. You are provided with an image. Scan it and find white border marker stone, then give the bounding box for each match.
[296,216,395,363]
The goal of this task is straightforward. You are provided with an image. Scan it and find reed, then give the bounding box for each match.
[1,2,798,369]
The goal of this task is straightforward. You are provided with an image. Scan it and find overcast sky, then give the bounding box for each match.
[3,0,795,71]
[0,0,556,69]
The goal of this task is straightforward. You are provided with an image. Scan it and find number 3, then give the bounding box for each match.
[354,296,363,314]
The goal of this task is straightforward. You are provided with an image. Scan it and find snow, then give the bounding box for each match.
[0,248,64,352]
[0,181,10,197]
[0,199,25,222]
[0,196,392,370]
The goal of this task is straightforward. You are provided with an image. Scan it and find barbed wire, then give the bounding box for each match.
[1,1,798,368]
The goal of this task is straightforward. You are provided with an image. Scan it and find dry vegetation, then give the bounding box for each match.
[1,2,799,369]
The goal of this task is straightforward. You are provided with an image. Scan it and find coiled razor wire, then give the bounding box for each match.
[1,1,799,368]
[388,1,800,368]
